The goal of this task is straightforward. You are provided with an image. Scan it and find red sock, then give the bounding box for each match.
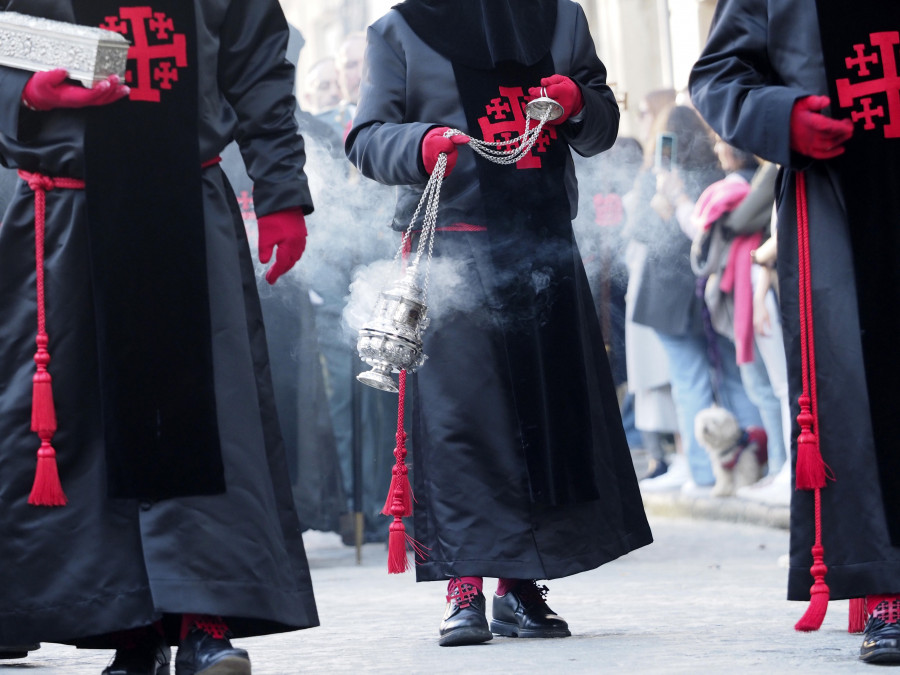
[496,578,523,597]
[180,614,230,641]
[866,595,900,622]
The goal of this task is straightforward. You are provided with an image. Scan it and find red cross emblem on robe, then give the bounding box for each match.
[101,6,188,102]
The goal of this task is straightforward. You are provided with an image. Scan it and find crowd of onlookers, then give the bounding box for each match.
[574,87,790,506]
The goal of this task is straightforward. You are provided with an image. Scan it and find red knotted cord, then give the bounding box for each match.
[382,224,483,572]
[18,170,85,507]
[793,171,833,632]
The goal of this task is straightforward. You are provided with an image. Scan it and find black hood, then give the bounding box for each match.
[393,0,558,69]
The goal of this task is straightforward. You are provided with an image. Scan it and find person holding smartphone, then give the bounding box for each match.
[630,105,764,495]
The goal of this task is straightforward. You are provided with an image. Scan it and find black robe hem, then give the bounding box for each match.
[150,579,320,636]
[414,528,653,582]
[788,561,900,602]
[0,585,156,647]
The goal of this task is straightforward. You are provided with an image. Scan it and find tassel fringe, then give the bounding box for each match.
[387,518,411,574]
[794,399,825,490]
[795,543,829,631]
[849,598,867,634]
[28,440,66,506]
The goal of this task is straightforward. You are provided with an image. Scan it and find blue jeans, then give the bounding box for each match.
[620,391,644,450]
[739,344,787,473]
[656,331,763,485]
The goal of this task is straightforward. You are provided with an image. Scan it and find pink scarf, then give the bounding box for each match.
[719,231,762,364]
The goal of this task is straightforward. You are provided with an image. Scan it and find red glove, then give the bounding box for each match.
[528,74,584,125]
[789,95,854,159]
[421,127,469,176]
[22,69,129,111]
[257,207,307,285]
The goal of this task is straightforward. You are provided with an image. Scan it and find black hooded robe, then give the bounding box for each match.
[346,0,652,583]
[690,0,900,601]
[0,0,318,646]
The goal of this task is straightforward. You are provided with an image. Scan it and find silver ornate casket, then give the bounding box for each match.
[0,12,129,87]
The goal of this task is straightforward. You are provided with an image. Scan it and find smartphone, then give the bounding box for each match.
[655,132,677,171]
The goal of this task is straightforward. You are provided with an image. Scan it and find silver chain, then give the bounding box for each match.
[395,103,555,304]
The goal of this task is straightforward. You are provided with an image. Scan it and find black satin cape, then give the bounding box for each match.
[73,0,223,500]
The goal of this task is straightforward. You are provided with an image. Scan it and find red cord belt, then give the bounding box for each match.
[17,157,222,507]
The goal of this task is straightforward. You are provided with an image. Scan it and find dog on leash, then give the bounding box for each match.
[694,406,768,497]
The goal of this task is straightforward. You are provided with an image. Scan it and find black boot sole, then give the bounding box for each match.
[861,647,900,664]
[182,656,251,675]
[490,619,571,638]
[0,644,39,660]
[438,626,494,647]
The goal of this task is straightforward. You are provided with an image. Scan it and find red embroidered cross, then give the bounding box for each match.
[846,43,879,76]
[485,98,512,119]
[149,12,173,39]
[836,31,900,138]
[154,61,178,90]
[533,133,552,153]
[102,6,188,103]
[873,599,900,623]
[852,97,884,130]
[477,86,556,169]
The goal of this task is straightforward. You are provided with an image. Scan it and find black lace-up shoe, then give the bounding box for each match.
[175,628,250,675]
[439,578,493,646]
[102,632,170,675]
[491,581,571,638]
[0,644,39,660]
[861,616,900,663]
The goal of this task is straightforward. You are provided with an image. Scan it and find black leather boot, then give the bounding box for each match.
[491,581,571,638]
[861,598,900,664]
[175,619,250,675]
[439,578,493,647]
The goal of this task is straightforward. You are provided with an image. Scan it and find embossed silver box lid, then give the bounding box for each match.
[0,11,129,87]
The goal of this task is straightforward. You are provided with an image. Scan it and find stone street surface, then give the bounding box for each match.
[0,505,877,674]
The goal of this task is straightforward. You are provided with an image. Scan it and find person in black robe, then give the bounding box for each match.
[691,0,900,664]
[346,0,652,647]
[0,1,318,673]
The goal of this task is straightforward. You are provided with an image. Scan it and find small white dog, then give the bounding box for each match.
[694,406,768,497]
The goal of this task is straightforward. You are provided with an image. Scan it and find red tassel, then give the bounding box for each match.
[381,369,428,572]
[21,170,79,508]
[794,398,826,491]
[795,543,829,631]
[387,518,411,574]
[28,439,66,506]
[849,598,868,633]
[28,308,64,507]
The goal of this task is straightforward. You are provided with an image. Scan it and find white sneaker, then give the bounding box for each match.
[735,464,791,506]
[640,453,689,492]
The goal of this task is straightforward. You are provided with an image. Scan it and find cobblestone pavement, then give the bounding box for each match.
[0,516,876,674]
